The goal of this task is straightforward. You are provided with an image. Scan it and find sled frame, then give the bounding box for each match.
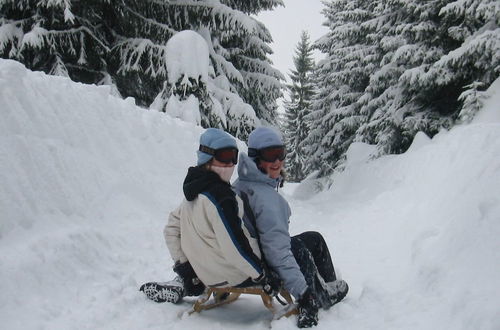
[190,286,298,319]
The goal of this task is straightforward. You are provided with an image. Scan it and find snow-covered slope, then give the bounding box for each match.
[0,59,204,329]
[292,128,500,329]
[1,59,499,330]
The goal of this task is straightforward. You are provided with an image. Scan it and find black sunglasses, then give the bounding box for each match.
[199,145,238,164]
[248,145,286,162]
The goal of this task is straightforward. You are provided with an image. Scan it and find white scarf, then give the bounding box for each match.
[210,165,235,183]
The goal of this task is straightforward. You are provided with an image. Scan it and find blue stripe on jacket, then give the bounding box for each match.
[201,191,262,274]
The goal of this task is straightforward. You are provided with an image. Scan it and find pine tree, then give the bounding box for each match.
[303,0,378,176]
[230,21,285,125]
[356,0,459,156]
[283,31,315,182]
[305,0,499,177]
[0,0,113,84]
[357,0,499,155]
[457,82,487,123]
[0,0,285,139]
[413,0,500,123]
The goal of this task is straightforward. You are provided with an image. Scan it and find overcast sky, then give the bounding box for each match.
[257,0,328,86]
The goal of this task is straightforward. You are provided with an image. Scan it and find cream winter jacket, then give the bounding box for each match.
[164,167,263,288]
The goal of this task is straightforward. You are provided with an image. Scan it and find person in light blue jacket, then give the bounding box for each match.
[234,127,348,328]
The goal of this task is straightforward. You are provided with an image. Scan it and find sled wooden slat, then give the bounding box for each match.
[190,286,298,319]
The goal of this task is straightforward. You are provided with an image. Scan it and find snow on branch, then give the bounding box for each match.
[168,0,261,36]
[20,25,48,49]
[0,23,23,56]
[245,35,273,54]
[20,25,109,52]
[123,5,177,36]
[433,29,500,73]
[237,56,284,79]
[207,77,260,134]
[458,81,488,123]
[49,55,69,76]
[165,30,209,85]
[35,0,75,23]
[241,71,282,90]
[197,27,244,84]
[114,38,168,77]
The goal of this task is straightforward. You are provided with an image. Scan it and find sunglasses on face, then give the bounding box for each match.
[199,145,238,164]
[248,145,286,162]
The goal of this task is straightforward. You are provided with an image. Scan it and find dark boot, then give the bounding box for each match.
[173,261,206,296]
[297,288,319,328]
[326,279,348,307]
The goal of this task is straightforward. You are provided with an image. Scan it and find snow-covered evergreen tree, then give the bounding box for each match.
[357,0,459,156]
[208,75,260,139]
[230,21,285,125]
[457,82,488,123]
[415,0,500,123]
[0,0,284,139]
[0,0,112,84]
[304,0,378,176]
[306,0,499,177]
[357,0,499,155]
[283,31,315,182]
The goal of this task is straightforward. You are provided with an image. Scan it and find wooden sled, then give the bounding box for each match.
[189,286,298,319]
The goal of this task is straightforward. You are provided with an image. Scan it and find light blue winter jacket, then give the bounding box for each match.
[234,153,308,299]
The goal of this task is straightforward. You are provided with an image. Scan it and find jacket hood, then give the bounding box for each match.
[236,153,280,188]
[183,166,227,201]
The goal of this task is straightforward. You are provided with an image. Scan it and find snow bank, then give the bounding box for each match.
[0,59,203,239]
[0,59,204,329]
[294,108,500,328]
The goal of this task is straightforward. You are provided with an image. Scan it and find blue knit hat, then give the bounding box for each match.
[197,128,237,165]
[248,127,284,152]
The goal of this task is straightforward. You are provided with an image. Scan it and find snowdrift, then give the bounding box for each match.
[1,59,499,329]
[0,59,204,329]
[299,124,500,329]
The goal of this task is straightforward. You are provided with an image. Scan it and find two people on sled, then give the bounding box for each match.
[141,127,348,328]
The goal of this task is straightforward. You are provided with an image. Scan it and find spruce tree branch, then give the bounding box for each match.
[39,26,110,52]
[123,6,177,36]
[168,0,260,35]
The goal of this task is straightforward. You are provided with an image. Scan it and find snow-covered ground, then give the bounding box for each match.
[1,59,499,329]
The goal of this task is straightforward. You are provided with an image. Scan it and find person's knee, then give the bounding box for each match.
[301,231,324,243]
[291,236,305,253]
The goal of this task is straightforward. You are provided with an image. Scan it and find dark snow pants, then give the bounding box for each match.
[291,231,337,308]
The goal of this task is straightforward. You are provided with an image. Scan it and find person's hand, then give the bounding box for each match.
[253,268,281,296]
[262,269,281,296]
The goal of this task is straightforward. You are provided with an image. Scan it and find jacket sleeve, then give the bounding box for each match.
[164,203,188,263]
[202,192,263,280]
[252,192,308,299]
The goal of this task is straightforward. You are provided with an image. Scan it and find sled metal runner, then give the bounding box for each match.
[189,286,298,319]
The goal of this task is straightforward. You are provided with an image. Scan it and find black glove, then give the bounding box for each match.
[297,288,319,328]
[263,269,281,296]
[253,268,281,296]
[173,261,206,296]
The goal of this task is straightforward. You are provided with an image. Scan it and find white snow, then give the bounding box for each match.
[21,25,48,49]
[166,30,209,85]
[165,94,201,125]
[1,58,500,329]
[473,77,500,124]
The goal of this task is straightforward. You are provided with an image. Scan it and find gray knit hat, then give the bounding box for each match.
[248,127,283,156]
[197,128,237,165]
